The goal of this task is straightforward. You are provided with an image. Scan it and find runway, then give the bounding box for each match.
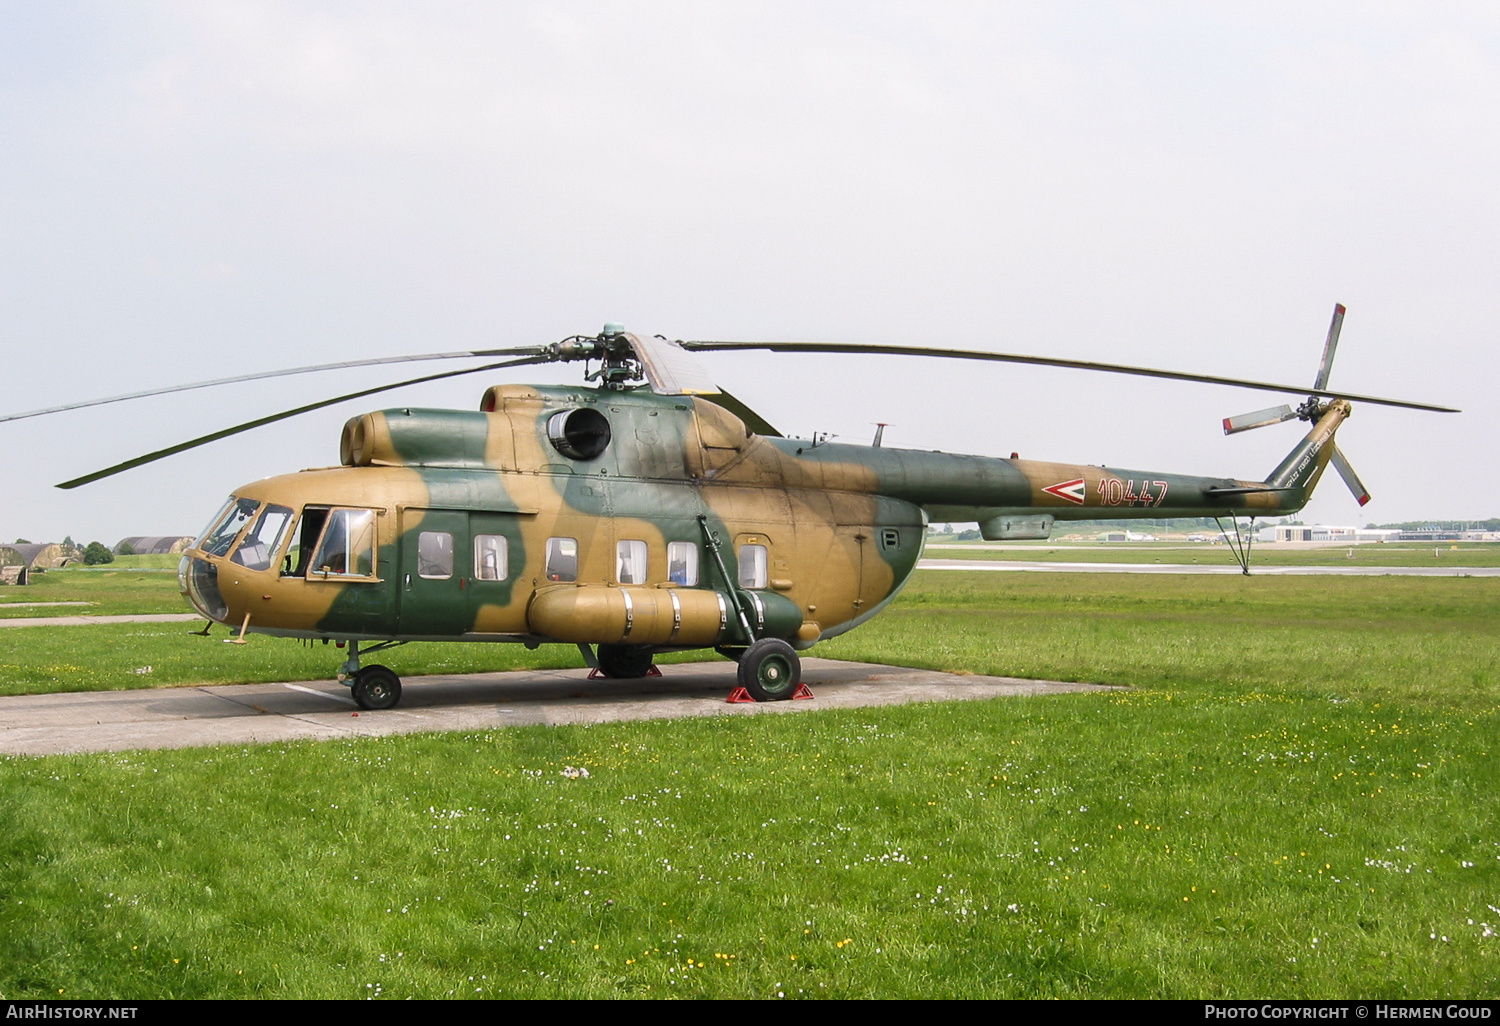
[917,558,1500,576]
[0,659,1116,756]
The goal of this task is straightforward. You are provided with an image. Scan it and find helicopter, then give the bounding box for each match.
[5,305,1456,710]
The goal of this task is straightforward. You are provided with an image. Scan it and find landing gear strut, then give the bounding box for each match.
[336,639,409,709]
[1216,516,1257,576]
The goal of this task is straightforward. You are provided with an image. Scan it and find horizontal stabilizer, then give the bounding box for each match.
[1204,485,1296,496]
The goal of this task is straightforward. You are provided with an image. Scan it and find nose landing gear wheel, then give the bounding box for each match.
[738,638,801,702]
[352,665,402,710]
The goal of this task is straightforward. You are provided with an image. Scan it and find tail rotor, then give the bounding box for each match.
[1221,303,1371,507]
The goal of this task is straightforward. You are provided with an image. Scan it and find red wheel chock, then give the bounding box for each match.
[725,683,815,703]
[588,665,663,680]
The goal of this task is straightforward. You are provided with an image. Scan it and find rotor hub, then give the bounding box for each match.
[548,328,646,390]
[1296,396,1328,422]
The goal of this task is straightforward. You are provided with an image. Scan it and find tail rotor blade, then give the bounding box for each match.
[1313,303,1346,392]
[1223,404,1297,435]
[1330,443,1371,507]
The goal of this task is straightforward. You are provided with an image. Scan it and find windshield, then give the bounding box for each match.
[231,505,295,571]
[199,497,261,557]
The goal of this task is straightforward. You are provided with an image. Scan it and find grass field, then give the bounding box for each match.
[0,556,187,618]
[924,540,1500,568]
[0,569,1496,998]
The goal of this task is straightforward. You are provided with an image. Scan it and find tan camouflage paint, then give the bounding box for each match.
[182,387,1348,649]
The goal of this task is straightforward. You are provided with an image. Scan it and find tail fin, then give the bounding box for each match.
[1265,401,1352,503]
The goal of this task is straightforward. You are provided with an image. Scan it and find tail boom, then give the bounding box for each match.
[914,403,1353,527]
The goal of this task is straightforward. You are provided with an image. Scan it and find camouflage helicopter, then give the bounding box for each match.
[9,306,1455,710]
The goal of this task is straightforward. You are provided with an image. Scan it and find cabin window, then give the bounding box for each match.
[200,497,261,557]
[231,505,294,571]
[737,543,768,590]
[616,540,648,584]
[417,531,453,579]
[545,537,578,582]
[309,509,377,578]
[667,541,699,586]
[474,535,509,581]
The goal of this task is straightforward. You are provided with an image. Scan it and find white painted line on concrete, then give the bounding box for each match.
[283,683,358,707]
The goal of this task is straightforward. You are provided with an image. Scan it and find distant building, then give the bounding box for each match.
[114,536,194,555]
[1264,525,1475,543]
[1272,525,1359,542]
[0,542,80,571]
[1269,525,1384,543]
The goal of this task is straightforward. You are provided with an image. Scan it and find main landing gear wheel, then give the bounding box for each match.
[738,638,801,702]
[596,644,656,679]
[351,665,402,710]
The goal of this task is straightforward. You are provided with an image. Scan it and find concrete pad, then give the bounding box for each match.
[0,601,94,609]
[0,659,1116,756]
[0,613,204,628]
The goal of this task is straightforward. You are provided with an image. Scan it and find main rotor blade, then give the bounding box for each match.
[630,334,722,395]
[1223,404,1297,435]
[55,356,546,489]
[702,388,782,437]
[4,345,550,425]
[1329,443,1371,507]
[1313,303,1346,392]
[678,340,1460,414]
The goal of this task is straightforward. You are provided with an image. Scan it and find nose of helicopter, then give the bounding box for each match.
[179,553,232,624]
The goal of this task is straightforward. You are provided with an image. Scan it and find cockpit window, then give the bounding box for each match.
[285,508,329,577]
[231,505,295,571]
[200,497,261,557]
[308,509,377,578]
[194,498,236,549]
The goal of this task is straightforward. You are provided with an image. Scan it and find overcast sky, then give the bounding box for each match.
[2,1,1496,544]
